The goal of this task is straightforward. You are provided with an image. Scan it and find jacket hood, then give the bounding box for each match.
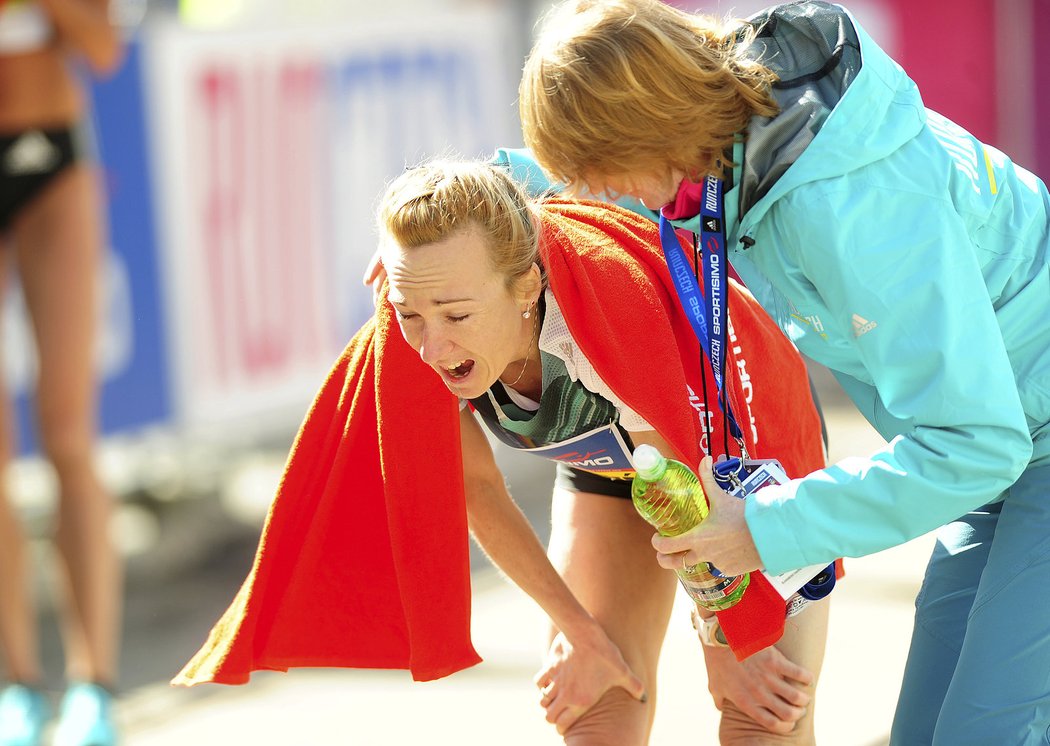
[736,2,927,231]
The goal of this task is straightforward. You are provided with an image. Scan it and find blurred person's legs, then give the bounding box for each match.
[0,243,50,746]
[0,488,41,684]
[893,461,1050,744]
[12,162,121,744]
[0,242,42,685]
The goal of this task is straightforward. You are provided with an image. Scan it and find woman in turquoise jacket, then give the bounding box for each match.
[519,0,1050,742]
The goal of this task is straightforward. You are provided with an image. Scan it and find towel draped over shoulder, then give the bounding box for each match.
[174,199,827,686]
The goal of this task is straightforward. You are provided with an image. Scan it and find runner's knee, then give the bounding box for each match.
[719,697,815,746]
[563,686,652,746]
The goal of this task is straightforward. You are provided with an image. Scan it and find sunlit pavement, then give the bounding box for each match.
[117,531,931,746]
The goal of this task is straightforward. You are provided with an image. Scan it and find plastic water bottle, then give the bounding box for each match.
[631,444,749,611]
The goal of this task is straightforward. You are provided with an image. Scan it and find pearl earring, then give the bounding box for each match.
[523,305,532,319]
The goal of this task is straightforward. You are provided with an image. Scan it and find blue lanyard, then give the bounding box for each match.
[658,175,743,445]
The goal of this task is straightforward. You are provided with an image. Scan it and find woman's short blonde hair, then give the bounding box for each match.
[519,0,778,190]
[378,160,541,286]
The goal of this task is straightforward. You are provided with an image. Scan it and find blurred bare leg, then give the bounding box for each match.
[13,165,121,686]
[0,243,42,687]
[0,498,41,686]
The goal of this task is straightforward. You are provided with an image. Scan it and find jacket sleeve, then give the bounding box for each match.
[489,148,661,221]
[744,187,1033,574]
[490,148,560,197]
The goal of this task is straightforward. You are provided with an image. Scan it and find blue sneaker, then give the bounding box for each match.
[0,684,50,746]
[53,683,117,746]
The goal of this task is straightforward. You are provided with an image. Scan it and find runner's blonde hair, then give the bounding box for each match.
[378,161,541,286]
[520,0,778,191]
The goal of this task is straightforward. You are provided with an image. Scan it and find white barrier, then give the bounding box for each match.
[144,9,520,438]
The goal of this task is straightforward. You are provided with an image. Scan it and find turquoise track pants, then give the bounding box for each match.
[891,461,1050,745]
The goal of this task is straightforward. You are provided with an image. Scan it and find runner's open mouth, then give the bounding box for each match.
[444,359,475,379]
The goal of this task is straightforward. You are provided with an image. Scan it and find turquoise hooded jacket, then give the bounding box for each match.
[497,1,1050,574]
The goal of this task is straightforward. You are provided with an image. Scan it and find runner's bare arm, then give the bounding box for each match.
[459,407,646,718]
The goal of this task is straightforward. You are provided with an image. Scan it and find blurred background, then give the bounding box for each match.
[6,0,1047,743]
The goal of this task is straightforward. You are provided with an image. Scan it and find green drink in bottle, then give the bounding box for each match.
[631,444,749,611]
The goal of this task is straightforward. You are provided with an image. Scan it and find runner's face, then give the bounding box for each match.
[587,168,687,210]
[383,227,536,400]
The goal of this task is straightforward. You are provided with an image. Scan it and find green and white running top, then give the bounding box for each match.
[467,289,650,480]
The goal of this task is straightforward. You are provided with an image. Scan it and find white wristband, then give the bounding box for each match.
[691,607,729,648]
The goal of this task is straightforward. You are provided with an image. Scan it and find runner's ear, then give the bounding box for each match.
[514,262,544,306]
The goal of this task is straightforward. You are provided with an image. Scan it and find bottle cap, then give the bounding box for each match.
[633,444,666,481]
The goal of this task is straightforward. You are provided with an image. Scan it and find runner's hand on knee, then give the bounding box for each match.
[704,644,813,734]
[534,629,647,734]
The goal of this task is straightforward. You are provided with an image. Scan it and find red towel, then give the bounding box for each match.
[173,308,476,684]
[174,199,827,686]
[540,199,828,659]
